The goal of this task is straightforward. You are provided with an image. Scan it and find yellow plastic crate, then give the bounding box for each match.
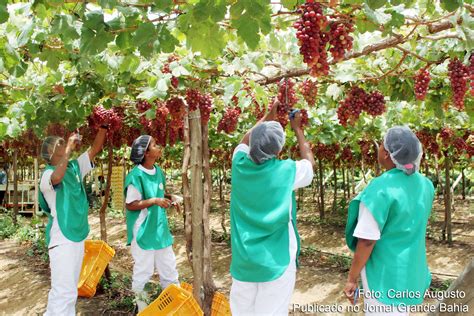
[139,284,203,316]
[181,282,231,316]
[78,240,115,298]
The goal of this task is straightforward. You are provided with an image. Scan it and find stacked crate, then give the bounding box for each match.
[110,166,124,210]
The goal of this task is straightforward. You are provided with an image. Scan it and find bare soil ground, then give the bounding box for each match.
[0,194,472,315]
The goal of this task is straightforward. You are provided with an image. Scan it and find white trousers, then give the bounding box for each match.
[361,268,409,316]
[230,261,296,316]
[130,239,179,294]
[44,241,85,316]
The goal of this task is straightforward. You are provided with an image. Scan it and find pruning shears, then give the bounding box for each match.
[289,109,300,120]
[353,287,360,305]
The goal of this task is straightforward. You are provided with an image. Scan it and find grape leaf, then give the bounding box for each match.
[281,0,298,10]
[440,0,462,12]
[51,15,80,41]
[0,1,8,24]
[230,0,271,49]
[365,0,387,10]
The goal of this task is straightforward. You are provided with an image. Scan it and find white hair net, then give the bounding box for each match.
[249,121,286,165]
[130,135,151,164]
[383,126,422,175]
[41,136,64,163]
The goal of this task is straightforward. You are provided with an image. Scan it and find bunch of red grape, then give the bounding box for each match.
[88,106,123,133]
[461,130,474,158]
[313,142,339,161]
[143,101,169,146]
[469,54,474,96]
[155,101,170,128]
[293,1,330,77]
[416,130,440,156]
[185,89,213,124]
[414,69,431,101]
[165,97,186,145]
[161,55,180,89]
[341,146,353,163]
[217,106,242,134]
[136,100,152,113]
[139,116,153,134]
[210,148,232,168]
[358,140,377,164]
[337,86,368,126]
[300,79,318,107]
[364,91,386,116]
[46,123,68,138]
[121,125,142,147]
[452,137,468,155]
[337,87,388,126]
[438,127,454,149]
[328,19,354,61]
[448,58,469,110]
[199,93,213,125]
[185,89,201,112]
[0,143,7,158]
[167,122,183,146]
[166,97,186,120]
[155,128,168,147]
[275,79,299,127]
[277,79,299,109]
[253,103,266,120]
[12,129,41,157]
[299,109,309,127]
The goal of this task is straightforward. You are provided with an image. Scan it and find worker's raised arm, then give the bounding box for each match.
[240,99,280,145]
[50,134,79,186]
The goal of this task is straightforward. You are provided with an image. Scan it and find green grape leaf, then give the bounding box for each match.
[156,25,178,53]
[281,0,298,10]
[185,21,226,59]
[83,10,105,31]
[80,27,114,55]
[98,0,119,9]
[51,15,80,41]
[440,0,462,12]
[132,22,156,47]
[115,32,131,50]
[0,1,8,24]
[154,0,173,11]
[365,0,387,10]
[230,0,272,49]
[385,10,405,30]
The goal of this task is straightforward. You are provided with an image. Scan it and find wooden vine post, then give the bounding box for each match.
[99,143,114,243]
[331,162,337,213]
[183,108,216,315]
[12,148,18,225]
[318,158,325,220]
[34,158,39,216]
[182,106,193,263]
[97,142,114,280]
[443,152,452,244]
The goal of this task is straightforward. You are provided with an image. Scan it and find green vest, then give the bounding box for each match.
[124,165,173,250]
[346,168,435,305]
[230,151,300,282]
[38,161,90,246]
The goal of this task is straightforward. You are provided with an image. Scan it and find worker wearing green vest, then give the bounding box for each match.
[124,135,181,312]
[39,127,107,316]
[230,100,315,315]
[344,126,435,315]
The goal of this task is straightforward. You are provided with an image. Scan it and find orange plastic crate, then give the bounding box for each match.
[138,284,203,316]
[77,240,115,298]
[181,282,231,316]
